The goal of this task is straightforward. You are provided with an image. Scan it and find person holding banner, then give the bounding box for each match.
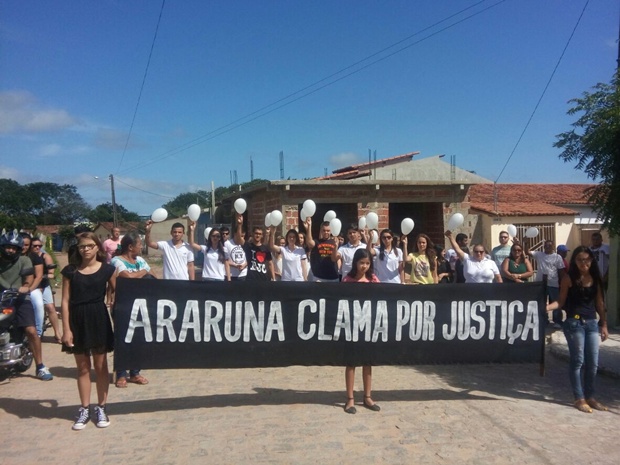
[402,233,438,284]
[547,246,609,413]
[342,248,381,414]
[60,232,115,430]
[188,221,231,281]
[332,224,366,278]
[110,231,152,388]
[305,218,339,282]
[367,228,404,283]
[445,231,502,283]
[501,244,533,283]
[268,227,307,281]
[145,221,195,281]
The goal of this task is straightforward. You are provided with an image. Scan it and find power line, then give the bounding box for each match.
[113,176,174,199]
[117,0,508,175]
[494,0,590,183]
[116,0,166,173]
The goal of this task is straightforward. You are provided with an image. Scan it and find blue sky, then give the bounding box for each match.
[1,0,618,215]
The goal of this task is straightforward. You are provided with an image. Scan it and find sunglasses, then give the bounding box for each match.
[473,250,485,254]
[32,244,42,248]
[212,234,221,238]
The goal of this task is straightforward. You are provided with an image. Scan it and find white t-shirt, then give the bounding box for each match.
[157,240,194,280]
[462,254,500,283]
[373,246,403,283]
[338,243,367,277]
[199,245,229,280]
[590,244,610,276]
[279,245,307,281]
[224,239,247,278]
[531,251,565,288]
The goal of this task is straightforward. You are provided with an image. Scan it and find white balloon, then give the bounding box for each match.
[324,210,337,222]
[264,213,272,227]
[371,229,379,245]
[234,198,247,214]
[204,227,213,240]
[330,218,342,237]
[187,204,201,222]
[270,210,283,226]
[300,209,308,221]
[507,224,518,237]
[366,212,379,230]
[302,199,316,217]
[525,227,539,238]
[401,218,415,235]
[151,208,168,223]
[447,213,464,231]
[358,216,367,230]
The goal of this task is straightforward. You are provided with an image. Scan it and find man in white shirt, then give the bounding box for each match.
[525,239,565,327]
[145,221,195,280]
[332,224,366,278]
[223,224,248,281]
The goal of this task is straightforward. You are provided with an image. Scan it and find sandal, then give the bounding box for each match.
[586,398,608,411]
[128,374,149,385]
[363,395,381,412]
[115,376,128,388]
[344,397,356,414]
[574,399,592,413]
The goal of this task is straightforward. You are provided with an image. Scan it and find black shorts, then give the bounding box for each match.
[14,298,36,329]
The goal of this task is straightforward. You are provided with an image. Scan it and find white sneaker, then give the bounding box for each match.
[94,405,110,428]
[72,406,90,431]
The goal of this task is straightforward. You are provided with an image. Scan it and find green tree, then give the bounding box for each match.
[0,179,39,228]
[555,72,620,236]
[89,202,141,224]
[26,182,91,225]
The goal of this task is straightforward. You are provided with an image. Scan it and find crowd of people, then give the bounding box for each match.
[0,217,612,430]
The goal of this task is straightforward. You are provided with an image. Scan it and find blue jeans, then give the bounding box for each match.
[116,370,141,379]
[563,318,599,400]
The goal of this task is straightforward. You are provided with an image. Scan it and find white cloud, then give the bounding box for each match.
[0,90,78,134]
[329,151,361,168]
[0,165,19,179]
[37,143,91,157]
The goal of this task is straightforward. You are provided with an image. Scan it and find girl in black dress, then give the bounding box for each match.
[61,232,116,430]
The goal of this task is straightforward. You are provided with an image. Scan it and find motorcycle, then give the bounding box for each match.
[0,289,34,379]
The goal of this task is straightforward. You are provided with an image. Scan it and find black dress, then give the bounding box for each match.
[61,263,115,355]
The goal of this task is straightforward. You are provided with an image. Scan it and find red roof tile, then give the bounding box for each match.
[469,184,595,216]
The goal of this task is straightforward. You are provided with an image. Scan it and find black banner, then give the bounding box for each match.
[113,279,546,370]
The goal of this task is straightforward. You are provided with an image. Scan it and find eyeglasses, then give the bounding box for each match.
[32,244,42,248]
[211,234,221,238]
[78,244,97,251]
[576,258,592,264]
[221,232,230,236]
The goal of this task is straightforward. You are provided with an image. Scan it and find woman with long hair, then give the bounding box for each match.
[61,232,115,430]
[502,243,534,283]
[110,231,151,387]
[547,246,609,413]
[342,249,380,414]
[268,228,307,281]
[188,222,230,281]
[402,233,438,284]
[367,228,403,283]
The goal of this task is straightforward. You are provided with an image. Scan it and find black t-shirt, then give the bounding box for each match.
[310,239,339,280]
[243,243,272,281]
[28,252,46,289]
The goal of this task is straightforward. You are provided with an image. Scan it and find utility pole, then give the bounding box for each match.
[109,174,118,227]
